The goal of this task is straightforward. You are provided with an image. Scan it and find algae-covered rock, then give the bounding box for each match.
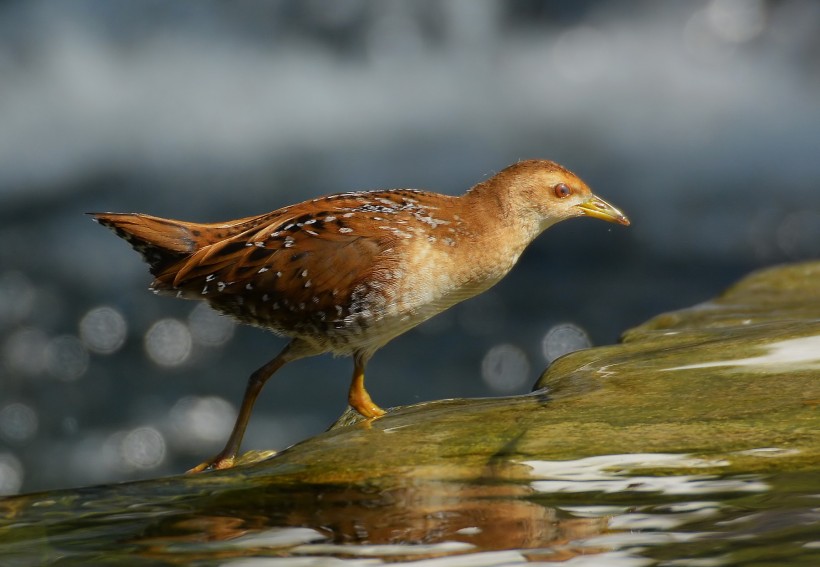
[532,261,820,472]
[0,262,818,566]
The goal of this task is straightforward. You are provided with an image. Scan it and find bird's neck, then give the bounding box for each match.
[443,183,543,293]
[461,179,544,253]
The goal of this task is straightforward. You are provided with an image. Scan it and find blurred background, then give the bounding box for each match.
[0,0,818,493]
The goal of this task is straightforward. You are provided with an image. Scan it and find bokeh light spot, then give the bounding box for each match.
[188,303,235,347]
[0,402,38,443]
[481,344,530,393]
[776,210,820,260]
[120,426,166,470]
[3,328,49,376]
[0,271,35,330]
[79,306,128,354]
[542,323,592,364]
[0,453,24,495]
[45,335,89,381]
[706,0,766,44]
[170,396,236,449]
[144,318,192,367]
[62,416,79,435]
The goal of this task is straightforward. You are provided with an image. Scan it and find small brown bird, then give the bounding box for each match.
[91,159,629,472]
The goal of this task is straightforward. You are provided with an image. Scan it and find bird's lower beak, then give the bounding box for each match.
[576,196,630,226]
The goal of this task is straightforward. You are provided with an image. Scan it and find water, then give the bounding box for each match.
[0,422,817,565]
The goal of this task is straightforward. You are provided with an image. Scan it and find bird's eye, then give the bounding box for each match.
[553,183,572,198]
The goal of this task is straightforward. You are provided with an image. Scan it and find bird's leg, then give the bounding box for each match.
[348,351,386,418]
[187,342,294,473]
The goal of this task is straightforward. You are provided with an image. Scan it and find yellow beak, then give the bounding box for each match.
[577,195,630,226]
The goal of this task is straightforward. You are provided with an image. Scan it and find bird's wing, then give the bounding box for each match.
[152,197,405,314]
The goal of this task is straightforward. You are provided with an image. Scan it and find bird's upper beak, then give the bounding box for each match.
[576,195,630,226]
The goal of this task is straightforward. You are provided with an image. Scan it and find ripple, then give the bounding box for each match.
[226,527,327,549]
[523,454,767,495]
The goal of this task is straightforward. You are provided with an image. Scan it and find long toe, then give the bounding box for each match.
[186,454,236,474]
[356,403,386,419]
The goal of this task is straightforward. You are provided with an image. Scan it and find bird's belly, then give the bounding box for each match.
[206,240,512,356]
[332,267,504,355]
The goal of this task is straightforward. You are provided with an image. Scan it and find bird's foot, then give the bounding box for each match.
[352,400,386,419]
[186,453,236,474]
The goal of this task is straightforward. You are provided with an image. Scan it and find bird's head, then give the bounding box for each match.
[488,159,630,231]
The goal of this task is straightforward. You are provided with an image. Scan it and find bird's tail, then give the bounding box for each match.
[89,212,270,276]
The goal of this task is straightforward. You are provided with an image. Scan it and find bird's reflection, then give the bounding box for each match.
[133,470,607,561]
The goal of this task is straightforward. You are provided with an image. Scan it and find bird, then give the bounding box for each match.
[91,159,629,472]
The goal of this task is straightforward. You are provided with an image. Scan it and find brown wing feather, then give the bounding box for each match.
[91,210,294,275]
[152,197,405,333]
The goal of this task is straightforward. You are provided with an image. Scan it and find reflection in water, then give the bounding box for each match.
[0,447,817,565]
[102,453,776,564]
[130,478,606,563]
[608,501,721,531]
